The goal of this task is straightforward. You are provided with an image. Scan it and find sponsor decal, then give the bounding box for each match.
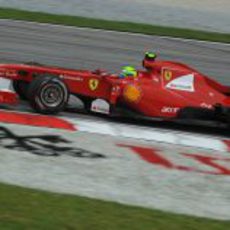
[161,106,180,113]
[163,70,172,81]
[91,99,110,114]
[200,103,212,109]
[59,74,83,82]
[123,84,142,103]
[5,70,17,78]
[153,77,159,82]
[89,78,99,91]
[118,144,230,176]
[165,73,195,92]
[209,92,214,97]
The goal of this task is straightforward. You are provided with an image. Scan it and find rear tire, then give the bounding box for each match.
[27,74,69,114]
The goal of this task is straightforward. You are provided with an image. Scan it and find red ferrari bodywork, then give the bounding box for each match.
[0,58,229,124]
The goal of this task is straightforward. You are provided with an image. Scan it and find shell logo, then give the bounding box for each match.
[123,85,142,103]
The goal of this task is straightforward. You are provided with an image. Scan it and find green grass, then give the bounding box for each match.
[0,8,230,43]
[0,182,229,230]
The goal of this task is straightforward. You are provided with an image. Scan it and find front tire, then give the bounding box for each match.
[27,74,69,114]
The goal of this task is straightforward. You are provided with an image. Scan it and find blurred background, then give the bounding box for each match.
[0,0,229,33]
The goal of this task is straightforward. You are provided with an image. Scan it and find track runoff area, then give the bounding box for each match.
[0,20,230,220]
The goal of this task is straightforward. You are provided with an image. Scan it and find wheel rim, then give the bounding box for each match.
[40,83,65,108]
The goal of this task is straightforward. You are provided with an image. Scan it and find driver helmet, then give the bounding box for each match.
[119,66,137,78]
[144,51,157,61]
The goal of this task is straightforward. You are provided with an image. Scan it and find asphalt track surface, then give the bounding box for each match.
[0,19,230,138]
[0,20,229,83]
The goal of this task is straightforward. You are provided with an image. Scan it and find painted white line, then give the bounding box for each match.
[1,19,229,47]
[66,117,229,152]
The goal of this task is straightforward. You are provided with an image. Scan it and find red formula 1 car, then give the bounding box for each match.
[0,56,229,126]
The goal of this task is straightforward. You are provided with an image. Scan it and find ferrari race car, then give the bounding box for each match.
[0,56,229,126]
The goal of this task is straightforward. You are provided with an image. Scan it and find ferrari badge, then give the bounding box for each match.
[164,70,172,81]
[89,79,99,91]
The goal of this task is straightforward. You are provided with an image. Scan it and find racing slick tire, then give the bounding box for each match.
[13,80,29,100]
[27,74,69,114]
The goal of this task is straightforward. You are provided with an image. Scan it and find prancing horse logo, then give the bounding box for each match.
[164,70,172,81]
[89,79,99,91]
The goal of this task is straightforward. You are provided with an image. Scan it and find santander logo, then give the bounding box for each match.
[165,74,195,92]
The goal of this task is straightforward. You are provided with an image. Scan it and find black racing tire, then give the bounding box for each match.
[13,80,29,100]
[27,74,69,114]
